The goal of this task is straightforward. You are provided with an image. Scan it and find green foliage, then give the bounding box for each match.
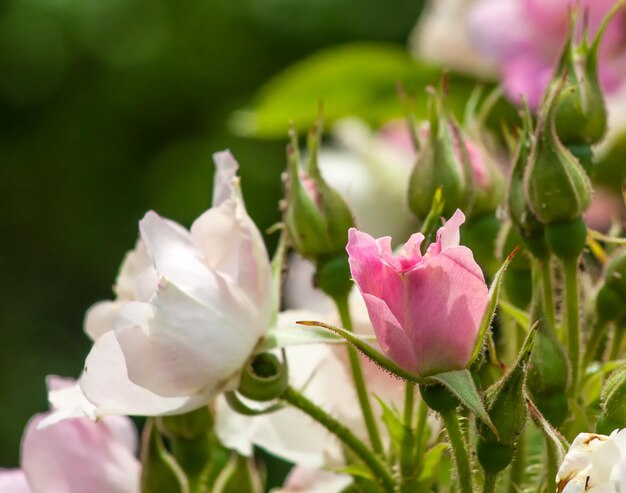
[231,43,478,138]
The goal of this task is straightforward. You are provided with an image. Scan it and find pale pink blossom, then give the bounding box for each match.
[50,151,273,419]
[346,209,489,377]
[557,429,626,491]
[215,306,408,468]
[469,0,626,108]
[272,467,352,493]
[0,377,140,493]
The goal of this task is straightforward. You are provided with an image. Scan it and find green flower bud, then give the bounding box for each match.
[527,331,570,427]
[461,213,502,276]
[477,327,537,472]
[284,124,354,260]
[141,419,189,493]
[237,352,288,402]
[314,252,353,302]
[595,249,626,323]
[408,91,471,220]
[553,13,613,146]
[213,455,263,493]
[599,364,626,434]
[523,82,592,224]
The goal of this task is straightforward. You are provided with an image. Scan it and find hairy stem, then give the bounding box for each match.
[282,386,395,493]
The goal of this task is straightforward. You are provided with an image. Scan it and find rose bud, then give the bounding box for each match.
[346,209,489,378]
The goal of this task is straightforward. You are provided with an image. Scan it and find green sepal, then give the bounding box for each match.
[299,320,497,434]
[212,454,263,493]
[140,419,189,493]
[527,397,569,467]
[224,391,285,416]
[238,352,289,402]
[425,370,498,438]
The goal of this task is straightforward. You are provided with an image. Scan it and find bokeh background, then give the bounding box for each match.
[0,0,424,476]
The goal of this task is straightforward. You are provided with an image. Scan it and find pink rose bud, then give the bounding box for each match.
[346,210,489,377]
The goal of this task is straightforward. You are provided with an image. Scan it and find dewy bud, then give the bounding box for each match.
[408,91,471,220]
[523,80,592,225]
[553,12,613,146]
[598,364,626,435]
[477,326,537,473]
[284,124,354,260]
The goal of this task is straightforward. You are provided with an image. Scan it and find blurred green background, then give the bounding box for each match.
[0,0,425,477]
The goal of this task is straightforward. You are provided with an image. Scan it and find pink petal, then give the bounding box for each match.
[21,414,140,493]
[0,469,32,493]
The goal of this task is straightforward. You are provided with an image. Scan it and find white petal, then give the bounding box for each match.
[212,150,239,207]
[116,280,259,398]
[80,331,211,417]
[114,240,157,302]
[84,300,125,341]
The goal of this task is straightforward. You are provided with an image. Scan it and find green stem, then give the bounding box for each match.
[563,257,581,395]
[483,473,497,493]
[610,324,624,361]
[400,382,415,485]
[441,410,473,493]
[414,398,428,463]
[334,295,384,456]
[282,386,395,493]
[541,258,557,334]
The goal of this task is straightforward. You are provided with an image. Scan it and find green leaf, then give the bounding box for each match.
[140,419,189,493]
[230,43,477,138]
[425,370,497,438]
[259,320,345,352]
[415,443,448,492]
[471,246,521,363]
[374,396,404,456]
[582,359,626,407]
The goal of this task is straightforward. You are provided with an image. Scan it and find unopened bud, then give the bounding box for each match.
[523,82,592,225]
[284,124,354,260]
[477,326,537,473]
[213,455,263,493]
[408,91,471,220]
[598,364,626,434]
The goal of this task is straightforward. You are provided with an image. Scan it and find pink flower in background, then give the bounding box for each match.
[347,210,489,377]
[272,466,352,493]
[0,377,140,493]
[469,0,626,107]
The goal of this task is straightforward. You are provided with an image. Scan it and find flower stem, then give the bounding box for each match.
[400,382,415,486]
[582,319,608,370]
[541,258,557,333]
[440,409,473,493]
[563,257,581,394]
[414,398,428,463]
[483,473,497,493]
[282,386,395,493]
[334,295,384,456]
[546,438,559,493]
